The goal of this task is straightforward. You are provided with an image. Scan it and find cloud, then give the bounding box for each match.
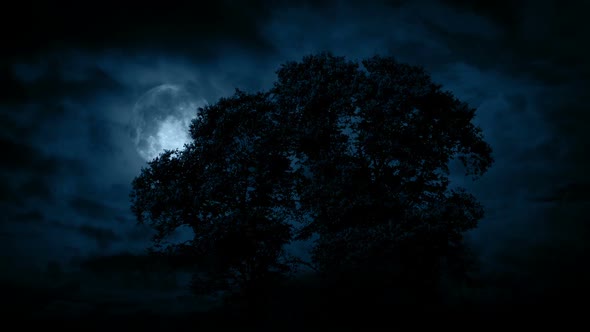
[0,135,62,174]
[0,65,28,105]
[68,196,123,221]
[0,1,278,62]
[0,56,151,267]
[532,181,590,203]
[0,134,86,211]
[439,0,590,80]
[10,61,125,103]
[77,225,120,249]
[11,210,46,224]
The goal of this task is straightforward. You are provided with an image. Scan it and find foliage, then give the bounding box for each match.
[131,92,301,295]
[130,53,493,297]
[272,54,492,278]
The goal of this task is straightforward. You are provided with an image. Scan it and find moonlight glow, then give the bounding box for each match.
[131,84,207,161]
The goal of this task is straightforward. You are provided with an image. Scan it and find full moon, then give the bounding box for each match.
[130,84,207,161]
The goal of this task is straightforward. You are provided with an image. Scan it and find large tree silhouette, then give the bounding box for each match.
[130,53,493,300]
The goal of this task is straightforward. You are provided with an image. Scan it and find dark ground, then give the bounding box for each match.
[3,267,587,330]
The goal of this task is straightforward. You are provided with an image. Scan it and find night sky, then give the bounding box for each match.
[1,0,588,320]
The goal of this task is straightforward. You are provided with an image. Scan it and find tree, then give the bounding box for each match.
[130,53,493,300]
[272,55,493,283]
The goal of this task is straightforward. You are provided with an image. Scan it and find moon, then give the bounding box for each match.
[130,84,207,161]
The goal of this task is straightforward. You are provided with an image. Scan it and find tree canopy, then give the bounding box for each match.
[130,53,493,297]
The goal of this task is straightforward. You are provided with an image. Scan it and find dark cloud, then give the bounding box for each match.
[76,224,121,250]
[440,0,590,81]
[10,61,125,103]
[533,181,590,203]
[87,116,121,155]
[440,0,522,26]
[18,177,56,202]
[0,1,278,62]
[0,65,28,105]
[0,136,60,173]
[68,196,121,221]
[51,220,121,250]
[0,134,86,208]
[12,210,46,224]
[125,224,155,242]
[0,176,15,202]
[0,132,84,210]
[78,252,164,273]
